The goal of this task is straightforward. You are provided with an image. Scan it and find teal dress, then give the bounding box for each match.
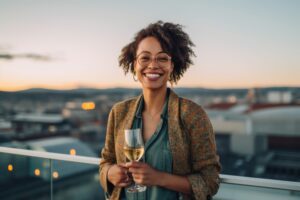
[123,89,178,200]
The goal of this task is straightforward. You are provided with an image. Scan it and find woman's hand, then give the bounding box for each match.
[107,163,132,187]
[127,161,192,194]
[126,161,162,186]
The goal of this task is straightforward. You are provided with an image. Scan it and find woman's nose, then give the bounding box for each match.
[147,58,159,69]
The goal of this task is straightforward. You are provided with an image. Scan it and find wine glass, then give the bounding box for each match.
[124,129,147,193]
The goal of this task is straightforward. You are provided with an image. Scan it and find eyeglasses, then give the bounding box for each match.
[136,52,172,67]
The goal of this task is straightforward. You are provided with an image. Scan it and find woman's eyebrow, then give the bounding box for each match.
[137,50,166,55]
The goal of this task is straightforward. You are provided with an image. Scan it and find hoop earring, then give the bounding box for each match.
[169,76,174,88]
[133,74,138,82]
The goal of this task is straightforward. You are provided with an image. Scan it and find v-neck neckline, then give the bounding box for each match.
[135,88,170,151]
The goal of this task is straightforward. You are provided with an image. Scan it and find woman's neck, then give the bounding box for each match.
[142,86,167,116]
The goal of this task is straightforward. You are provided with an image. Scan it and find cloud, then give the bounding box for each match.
[0,52,53,61]
[0,54,13,60]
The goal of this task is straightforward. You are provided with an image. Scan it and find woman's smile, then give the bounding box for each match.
[143,72,163,81]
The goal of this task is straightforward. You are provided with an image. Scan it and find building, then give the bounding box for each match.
[11,113,71,138]
[207,102,300,180]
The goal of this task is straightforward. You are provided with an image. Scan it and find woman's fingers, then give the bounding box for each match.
[126,162,161,186]
[118,170,131,183]
[131,174,149,185]
[118,162,128,168]
[118,183,129,187]
[118,171,132,187]
[115,176,131,187]
[128,167,144,174]
[126,161,143,168]
[127,162,148,174]
[108,163,132,187]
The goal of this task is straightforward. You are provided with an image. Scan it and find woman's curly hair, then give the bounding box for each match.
[119,21,195,84]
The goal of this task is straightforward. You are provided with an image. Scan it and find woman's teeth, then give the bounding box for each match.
[145,73,160,78]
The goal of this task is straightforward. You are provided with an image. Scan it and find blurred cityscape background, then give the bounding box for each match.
[1,0,300,199]
[1,87,300,199]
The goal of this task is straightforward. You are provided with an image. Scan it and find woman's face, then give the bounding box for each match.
[134,37,173,91]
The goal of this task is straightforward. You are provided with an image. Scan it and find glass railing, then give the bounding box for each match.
[0,146,103,200]
[1,146,300,200]
[215,175,300,200]
[0,152,51,199]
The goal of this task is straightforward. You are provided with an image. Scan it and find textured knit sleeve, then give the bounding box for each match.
[99,107,116,195]
[182,102,221,200]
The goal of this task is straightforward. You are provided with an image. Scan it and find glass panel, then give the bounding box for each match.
[0,152,51,200]
[52,159,104,200]
[25,137,99,156]
[214,183,300,200]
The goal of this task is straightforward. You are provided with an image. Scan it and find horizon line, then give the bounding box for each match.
[1,84,300,92]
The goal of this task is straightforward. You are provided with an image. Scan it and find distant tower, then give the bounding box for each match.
[246,88,257,104]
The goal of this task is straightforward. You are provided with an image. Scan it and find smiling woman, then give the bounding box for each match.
[99,21,221,200]
[119,21,195,85]
[133,37,173,90]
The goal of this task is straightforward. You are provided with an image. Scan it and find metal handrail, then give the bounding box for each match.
[0,146,99,165]
[1,146,300,192]
[220,174,300,192]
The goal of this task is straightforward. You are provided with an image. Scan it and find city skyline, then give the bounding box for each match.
[0,0,300,91]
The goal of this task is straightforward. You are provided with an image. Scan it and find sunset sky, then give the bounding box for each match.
[0,0,299,91]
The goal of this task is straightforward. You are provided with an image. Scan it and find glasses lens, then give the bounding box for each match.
[156,53,170,65]
[137,53,151,66]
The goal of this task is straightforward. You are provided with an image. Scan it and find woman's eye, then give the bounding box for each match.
[157,57,169,62]
[140,57,150,62]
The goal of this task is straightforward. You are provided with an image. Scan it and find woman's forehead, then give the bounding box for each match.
[136,37,163,55]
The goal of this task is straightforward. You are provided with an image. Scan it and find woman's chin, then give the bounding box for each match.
[141,82,167,91]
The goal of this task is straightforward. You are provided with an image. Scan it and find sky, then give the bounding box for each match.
[0,0,299,91]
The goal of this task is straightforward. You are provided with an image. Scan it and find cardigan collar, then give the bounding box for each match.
[135,88,170,120]
[123,87,180,135]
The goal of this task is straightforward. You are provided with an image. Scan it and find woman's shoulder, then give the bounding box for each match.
[178,96,206,114]
[111,96,140,112]
[178,96,212,131]
[178,96,211,123]
[169,89,208,118]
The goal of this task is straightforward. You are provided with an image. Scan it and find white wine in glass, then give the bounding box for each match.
[124,129,147,193]
[123,146,144,162]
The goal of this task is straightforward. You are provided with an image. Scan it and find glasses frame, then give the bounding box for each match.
[135,52,172,68]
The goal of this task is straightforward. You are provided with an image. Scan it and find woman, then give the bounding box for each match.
[99,21,221,200]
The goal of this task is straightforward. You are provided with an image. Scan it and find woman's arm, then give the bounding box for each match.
[157,170,191,194]
[100,107,131,194]
[99,108,116,194]
[181,101,221,199]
